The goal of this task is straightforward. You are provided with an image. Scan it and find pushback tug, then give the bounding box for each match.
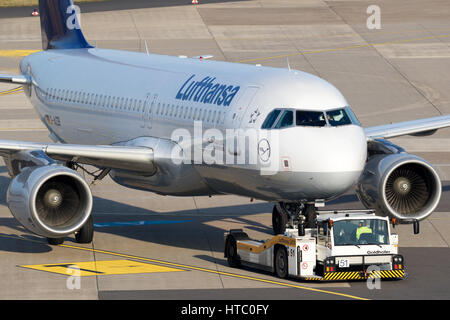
[225,210,406,281]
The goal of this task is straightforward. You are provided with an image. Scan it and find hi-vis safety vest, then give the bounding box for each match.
[356,226,372,240]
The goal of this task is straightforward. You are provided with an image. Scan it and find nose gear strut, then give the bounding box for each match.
[272,202,318,234]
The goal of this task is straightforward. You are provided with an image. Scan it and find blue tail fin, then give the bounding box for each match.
[39,0,92,50]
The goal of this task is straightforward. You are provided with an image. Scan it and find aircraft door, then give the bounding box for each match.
[141,93,157,129]
[140,93,150,128]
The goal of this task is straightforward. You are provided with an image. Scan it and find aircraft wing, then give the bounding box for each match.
[0,74,31,85]
[365,114,450,140]
[0,140,154,173]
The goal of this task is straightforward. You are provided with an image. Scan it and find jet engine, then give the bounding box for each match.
[356,152,441,221]
[7,165,93,238]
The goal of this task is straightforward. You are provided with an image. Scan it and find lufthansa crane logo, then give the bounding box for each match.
[258,139,271,163]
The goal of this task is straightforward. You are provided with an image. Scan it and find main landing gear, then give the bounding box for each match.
[272,202,317,235]
[47,215,94,245]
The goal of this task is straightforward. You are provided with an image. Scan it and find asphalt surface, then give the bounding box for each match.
[0,0,449,301]
[0,0,248,18]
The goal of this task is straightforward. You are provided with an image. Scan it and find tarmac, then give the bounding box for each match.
[0,0,449,300]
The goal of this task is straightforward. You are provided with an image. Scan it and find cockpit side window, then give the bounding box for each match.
[344,107,361,126]
[261,109,281,129]
[275,110,293,128]
[326,108,352,126]
[296,111,327,127]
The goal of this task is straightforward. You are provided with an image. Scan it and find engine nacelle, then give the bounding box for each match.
[7,165,93,238]
[356,153,441,221]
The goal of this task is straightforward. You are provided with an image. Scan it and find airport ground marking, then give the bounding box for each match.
[218,27,450,43]
[58,243,369,300]
[0,86,23,96]
[20,259,185,276]
[0,233,324,298]
[1,31,448,65]
[236,33,450,64]
[0,50,40,57]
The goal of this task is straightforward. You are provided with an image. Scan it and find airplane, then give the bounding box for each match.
[0,0,449,245]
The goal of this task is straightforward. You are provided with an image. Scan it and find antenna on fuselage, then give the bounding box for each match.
[144,40,150,55]
[286,57,291,72]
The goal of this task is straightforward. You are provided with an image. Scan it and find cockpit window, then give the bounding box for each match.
[275,110,293,128]
[261,109,281,129]
[326,108,352,126]
[261,107,360,129]
[296,111,327,127]
[344,106,361,126]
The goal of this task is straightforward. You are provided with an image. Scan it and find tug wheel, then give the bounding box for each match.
[275,246,288,279]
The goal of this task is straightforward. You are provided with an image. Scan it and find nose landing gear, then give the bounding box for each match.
[272,202,317,235]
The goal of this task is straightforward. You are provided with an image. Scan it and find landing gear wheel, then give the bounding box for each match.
[304,203,317,228]
[272,205,287,235]
[75,215,94,244]
[47,237,64,245]
[275,246,288,279]
[225,237,241,268]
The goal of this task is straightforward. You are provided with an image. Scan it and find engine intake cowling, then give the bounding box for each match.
[7,165,93,238]
[356,153,441,221]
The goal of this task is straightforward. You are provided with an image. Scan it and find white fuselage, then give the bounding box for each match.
[20,48,367,202]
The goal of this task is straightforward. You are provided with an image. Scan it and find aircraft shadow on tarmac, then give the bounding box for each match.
[0,174,274,254]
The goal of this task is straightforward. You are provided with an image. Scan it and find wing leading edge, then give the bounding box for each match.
[365,114,450,140]
[0,140,154,173]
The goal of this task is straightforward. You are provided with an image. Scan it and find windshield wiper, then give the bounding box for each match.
[337,242,360,248]
[367,243,384,248]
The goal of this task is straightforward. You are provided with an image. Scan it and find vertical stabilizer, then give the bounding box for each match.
[39,0,92,50]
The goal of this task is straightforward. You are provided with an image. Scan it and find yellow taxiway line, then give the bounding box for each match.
[0,31,448,64]
[0,233,368,300]
[0,50,40,57]
[0,86,23,96]
[58,243,370,301]
[236,33,450,64]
